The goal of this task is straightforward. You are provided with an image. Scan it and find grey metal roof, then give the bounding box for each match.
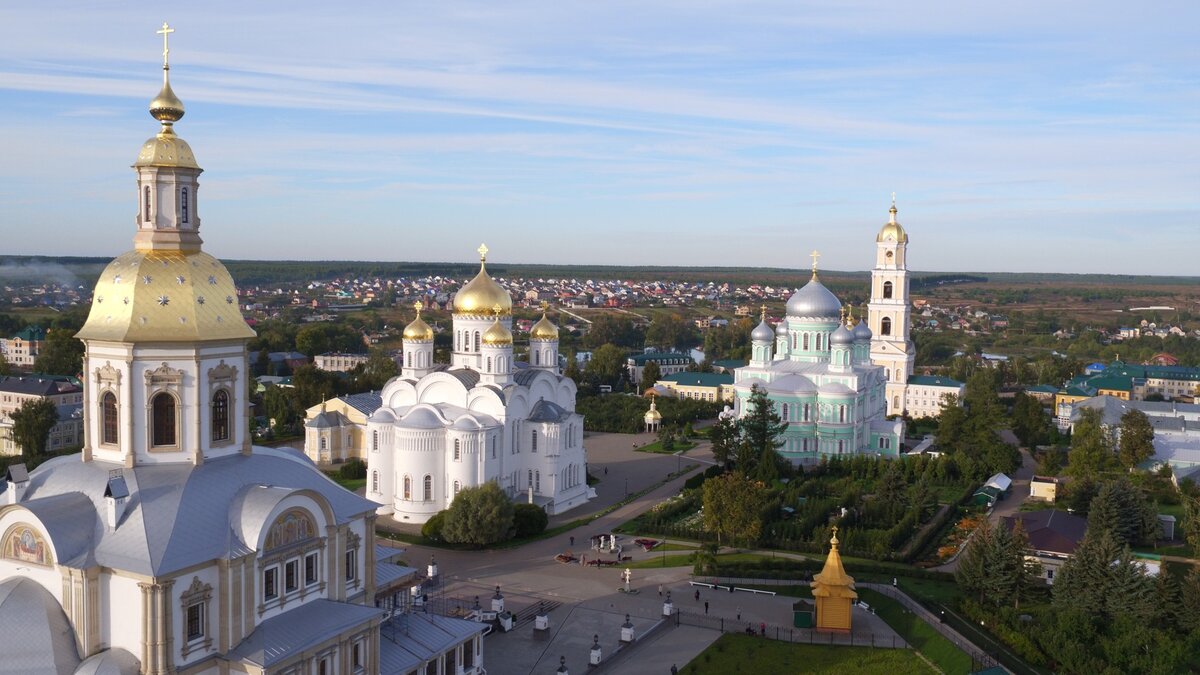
[73,648,140,675]
[378,613,485,674]
[228,599,384,667]
[375,562,418,590]
[305,410,350,429]
[376,544,406,563]
[19,492,97,567]
[529,400,571,423]
[785,278,841,318]
[0,375,80,397]
[6,462,28,484]
[339,392,383,416]
[0,577,81,675]
[446,369,480,389]
[5,447,377,576]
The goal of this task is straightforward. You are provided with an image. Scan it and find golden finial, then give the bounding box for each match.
[889,193,898,221]
[414,300,424,313]
[760,304,768,321]
[847,304,856,327]
[478,243,489,262]
[809,250,821,280]
[149,22,184,127]
[540,300,549,312]
[830,525,839,547]
[492,304,503,316]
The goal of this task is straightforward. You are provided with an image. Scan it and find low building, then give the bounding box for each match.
[903,375,964,419]
[0,376,86,456]
[1002,510,1088,584]
[1023,384,1059,404]
[654,372,734,402]
[1064,396,1200,473]
[1030,475,1060,502]
[973,472,1012,508]
[627,351,694,386]
[0,326,45,368]
[314,352,370,372]
[303,392,383,463]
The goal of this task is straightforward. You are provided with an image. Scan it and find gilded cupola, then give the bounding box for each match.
[482,307,514,346]
[529,304,559,341]
[453,244,513,315]
[135,23,198,170]
[403,301,435,341]
[877,196,908,244]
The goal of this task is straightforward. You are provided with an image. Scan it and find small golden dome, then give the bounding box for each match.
[150,73,185,125]
[644,407,662,421]
[482,317,513,346]
[76,250,255,343]
[877,205,908,243]
[403,302,435,341]
[135,127,199,169]
[453,245,512,315]
[529,310,559,341]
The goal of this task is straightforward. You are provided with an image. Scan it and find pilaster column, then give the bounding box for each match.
[139,579,176,675]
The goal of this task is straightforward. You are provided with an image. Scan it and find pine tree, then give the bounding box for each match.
[955,518,993,604]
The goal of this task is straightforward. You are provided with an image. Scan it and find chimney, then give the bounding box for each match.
[5,463,29,504]
[103,470,129,530]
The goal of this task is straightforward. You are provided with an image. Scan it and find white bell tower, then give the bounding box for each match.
[868,196,915,416]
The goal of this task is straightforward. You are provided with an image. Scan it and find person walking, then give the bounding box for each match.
[704,601,709,615]
[736,606,741,621]
[759,622,766,637]
[570,535,575,547]
[694,589,700,602]
[658,584,663,597]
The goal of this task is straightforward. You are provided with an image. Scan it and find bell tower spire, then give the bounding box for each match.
[868,197,915,416]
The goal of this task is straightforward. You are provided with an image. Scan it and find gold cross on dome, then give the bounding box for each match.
[477,243,489,262]
[891,191,896,208]
[492,304,503,316]
[157,22,175,67]
[809,250,821,277]
[540,300,549,312]
[760,304,767,320]
[414,300,423,313]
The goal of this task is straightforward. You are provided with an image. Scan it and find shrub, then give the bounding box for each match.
[422,511,447,541]
[339,458,367,480]
[513,503,549,538]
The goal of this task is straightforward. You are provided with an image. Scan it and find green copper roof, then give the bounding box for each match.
[908,375,964,387]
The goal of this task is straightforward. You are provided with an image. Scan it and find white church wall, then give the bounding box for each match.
[103,571,144,655]
[83,344,135,465]
[171,563,221,666]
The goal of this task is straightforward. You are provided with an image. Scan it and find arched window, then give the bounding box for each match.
[453,481,461,497]
[372,471,379,493]
[403,475,412,500]
[454,438,461,460]
[803,403,810,422]
[422,475,432,501]
[487,357,492,372]
[528,469,533,488]
[837,439,844,454]
[817,334,823,350]
[181,187,189,224]
[802,334,809,350]
[143,185,151,222]
[531,430,538,453]
[211,389,229,442]
[839,405,847,423]
[491,436,497,458]
[881,317,892,336]
[893,396,900,410]
[883,281,893,299]
[535,471,540,492]
[151,392,176,446]
[534,351,539,365]
[474,332,481,351]
[781,403,789,420]
[101,392,118,445]
[372,430,378,451]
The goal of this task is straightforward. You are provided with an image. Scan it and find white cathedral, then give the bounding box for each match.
[0,29,485,675]
[730,203,915,462]
[364,249,592,524]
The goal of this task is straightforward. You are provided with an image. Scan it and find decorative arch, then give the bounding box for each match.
[1,523,52,566]
[883,281,893,299]
[263,509,317,552]
[151,391,178,447]
[211,389,230,443]
[881,317,892,336]
[423,474,432,501]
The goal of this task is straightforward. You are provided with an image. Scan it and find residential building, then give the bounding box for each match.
[302,391,383,463]
[314,351,370,372]
[654,372,734,402]
[903,375,964,419]
[0,326,45,368]
[627,351,694,386]
[1030,475,1060,502]
[0,376,86,456]
[1001,510,1088,584]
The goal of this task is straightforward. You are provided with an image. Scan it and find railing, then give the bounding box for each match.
[672,608,908,649]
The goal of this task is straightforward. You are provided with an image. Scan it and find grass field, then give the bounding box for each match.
[857,588,973,675]
[636,439,697,454]
[680,633,934,674]
[625,552,776,569]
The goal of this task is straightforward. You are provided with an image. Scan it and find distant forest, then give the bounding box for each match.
[1,255,1197,289]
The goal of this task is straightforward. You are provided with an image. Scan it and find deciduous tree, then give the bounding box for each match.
[32,328,83,376]
[10,397,59,457]
[1066,407,1113,480]
[702,471,767,546]
[442,482,515,547]
[1117,409,1155,469]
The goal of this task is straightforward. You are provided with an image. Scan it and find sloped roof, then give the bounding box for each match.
[0,577,81,674]
[1002,510,1087,556]
[339,391,382,416]
[529,399,571,422]
[229,599,383,667]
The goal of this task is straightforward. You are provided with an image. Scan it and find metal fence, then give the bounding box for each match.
[672,609,909,650]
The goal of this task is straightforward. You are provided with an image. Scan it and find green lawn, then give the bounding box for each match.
[636,439,697,454]
[625,552,777,569]
[680,633,934,674]
[857,588,973,675]
[323,472,366,492]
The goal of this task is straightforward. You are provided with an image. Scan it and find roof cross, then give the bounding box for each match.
[477,243,489,262]
[809,250,821,279]
[157,22,175,67]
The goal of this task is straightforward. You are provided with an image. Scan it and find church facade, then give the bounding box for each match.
[730,208,912,462]
[365,255,592,524]
[0,30,484,675]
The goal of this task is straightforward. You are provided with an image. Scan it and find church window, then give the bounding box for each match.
[211,389,229,442]
[883,281,893,299]
[535,471,540,492]
[492,436,497,458]
[185,601,204,642]
[881,317,892,336]
[423,475,432,501]
[305,552,319,585]
[837,440,844,454]
[781,403,789,420]
[263,567,278,600]
[352,642,363,672]
[802,334,809,350]
[453,481,460,497]
[454,438,461,460]
[285,559,299,592]
[181,187,189,223]
[534,351,539,365]
[372,430,378,451]
[371,471,379,493]
[531,430,538,453]
[320,437,327,452]
[839,405,846,423]
[803,404,810,422]
[528,469,533,488]
[143,185,151,222]
[345,548,357,581]
[403,475,412,500]
[487,357,492,372]
[151,392,177,447]
[101,392,118,445]
[474,332,481,351]
[893,396,900,410]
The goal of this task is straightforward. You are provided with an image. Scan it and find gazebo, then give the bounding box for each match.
[812,527,857,632]
[644,393,663,433]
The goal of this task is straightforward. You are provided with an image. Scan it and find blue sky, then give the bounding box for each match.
[0,2,1197,275]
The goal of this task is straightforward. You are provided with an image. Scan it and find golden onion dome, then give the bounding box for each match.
[76,249,255,343]
[453,244,512,315]
[403,302,435,341]
[529,310,559,341]
[877,204,908,243]
[135,60,200,170]
[644,406,663,421]
[482,314,513,346]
